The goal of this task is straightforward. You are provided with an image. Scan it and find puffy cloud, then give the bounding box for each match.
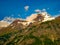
[35,9,46,13]
[0,17,15,27]
[42,9,46,11]
[1,16,25,24]
[24,6,29,11]
[35,9,41,13]
[2,16,16,24]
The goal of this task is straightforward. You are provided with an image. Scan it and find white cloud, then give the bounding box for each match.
[24,6,29,11]
[35,9,41,13]
[42,9,46,11]
[2,16,16,24]
[35,9,46,13]
[1,16,26,24]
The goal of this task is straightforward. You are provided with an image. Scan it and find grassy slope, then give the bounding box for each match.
[0,17,60,45]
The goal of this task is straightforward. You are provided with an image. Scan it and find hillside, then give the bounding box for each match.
[0,16,60,45]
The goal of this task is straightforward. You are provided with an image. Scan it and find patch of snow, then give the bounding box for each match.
[18,21,21,24]
[0,21,10,27]
[26,13,38,21]
[41,12,55,22]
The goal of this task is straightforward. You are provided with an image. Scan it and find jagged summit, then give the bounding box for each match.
[26,13,44,22]
[0,12,55,28]
[26,12,55,22]
[10,19,28,26]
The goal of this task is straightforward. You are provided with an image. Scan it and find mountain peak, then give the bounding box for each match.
[26,12,55,22]
[0,12,56,28]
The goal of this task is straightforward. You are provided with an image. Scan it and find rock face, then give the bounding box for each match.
[0,19,27,35]
[0,16,60,45]
[8,19,28,30]
[10,19,27,26]
[33,14,44,22]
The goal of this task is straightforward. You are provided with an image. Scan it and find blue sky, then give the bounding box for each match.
[0,0,60,20]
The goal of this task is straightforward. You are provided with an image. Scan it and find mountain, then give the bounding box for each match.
[2,17,16,23]
[26,12,55,22]
[0,19,28,35]
[0,21,9,27]
[26,13,44,22]
[0,12,54,28]
[0,12,60,45]
[0,15,60,45]
[9,19,28,30]
[0,12,54,29]
[0,21,10,30]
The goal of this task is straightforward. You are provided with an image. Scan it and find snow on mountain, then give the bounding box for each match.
[0,17,23,27]
[26,13,38,22]
[0,21,9,27]
[0,11,56,27]
[41,12,55,22]
[26,12,55,23]
[0,17,16,27]
[1,16,24,24]
[2,17,16,24]
[10,19,27,26]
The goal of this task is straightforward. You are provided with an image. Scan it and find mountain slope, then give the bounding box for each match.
[0,19,26,35]
[0,21,9,27]
[0,16,60,45]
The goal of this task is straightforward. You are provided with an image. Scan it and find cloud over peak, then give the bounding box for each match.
[42,9,46,11]
[35,9,46,13]
[35,9,41,13]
